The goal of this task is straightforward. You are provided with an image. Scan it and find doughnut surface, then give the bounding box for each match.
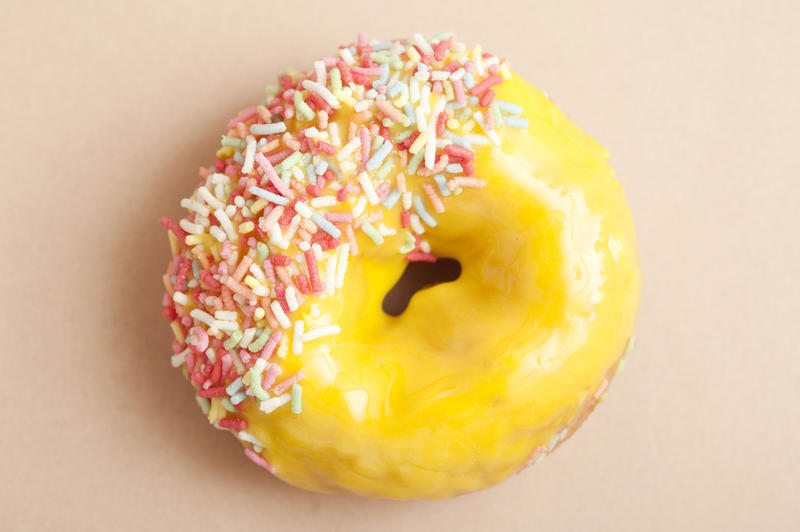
[161,33,640,499]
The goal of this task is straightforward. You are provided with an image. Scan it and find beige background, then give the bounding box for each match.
[2,1,798,530]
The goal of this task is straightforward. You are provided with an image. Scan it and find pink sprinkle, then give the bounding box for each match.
[318,141,335,155]
[489,63,500,75]
[480,88,495,107]
[263,260,276,283]
[271,371,305,395]
[255,105,271,122]
[275,283,290,314]
[344,225,359,256]
[423,184,445,214]
[304,250,324,296]
[259,205,284,232]
[321,56,338,67]
[400,210,411,228]
[436,112,448,136]
[359,127,370,169]
[232,256,253,282]
[447,177,486,191]
[406,251,437,263]
[244,448,275,474]
[524,446,548,468]
[452,79,466,104]
[296,274,311,295]
[376,182,391,202]
[396,172,407,193]
[197,386,226,398]
[468,74,503,96]
[444,143,474,161]
[357,32,368,47]
[275,265,295,290]
[269,254,291,266]
[218,417,247,431]
[266,149,292,165]
[255,153,291,197]
[189,326,209,353]
[260,331,282,360]
[262,362,281,389]
[224,277,256,301]
[220,241,232,259]
[325,212,353,223]
[226,107,257,130]
[432,80,443,93]
[160,216,187,244]
[350,66,383,76]
[375,99,404,123]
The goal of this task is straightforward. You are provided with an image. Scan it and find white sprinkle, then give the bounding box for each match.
[285,286,299,312]
[172,291,189,306]
[294,201,313,219]
[415,106,427,132]
[314,60,327,86]
[299,241,311,251]
[303,324,342,342]
[450,68,465,80]
[339,47,356,65]
[353,100,371,113]
[198,186,225,210]
[312,243,323,261]
[211,320,239,332]
[420,240,431,253]
[402,191,413,210]
[214,310,238,321]
[224,204,236,218]
[214,209,238,241]
[410,213,425,234]
[170,348,189,368]
[325,252,338,297]
[310,304,321,318]
[249,262,266,282]
[431,70,449,81]
[410,78,420,103]
[377,223,396,236]
[285,214,302,241]
[328,122,341,146]
[293,320,304,354]
[180,198,210,217]
[259,393,291,414]
[250,122,287,136]
[179,219,205,235]
[352,196,367,218]
[419,84,431,115]
[253,285,268,297]
[424,135,437,169]
[269,224,290,249]
[209,173,230,185]
[310,195,337,208]
[242,136,256,174]
[302,80,340,109]
[335,243,349,289]
[209,226,226,242]
[240,327,256,349]
[358,172,380,205]
[270,300,292,329]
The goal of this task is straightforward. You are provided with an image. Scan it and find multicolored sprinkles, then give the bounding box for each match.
[161,32,528,471]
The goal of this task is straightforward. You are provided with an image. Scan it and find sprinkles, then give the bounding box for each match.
[161,32,528,465]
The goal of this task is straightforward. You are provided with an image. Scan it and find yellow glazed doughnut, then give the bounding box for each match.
[160,32,641,499]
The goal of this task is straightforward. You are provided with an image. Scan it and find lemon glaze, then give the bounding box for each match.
[236,74,640,498]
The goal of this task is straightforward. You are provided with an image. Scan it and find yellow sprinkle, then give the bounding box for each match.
[443,80,454,100]
[208,397,225,423]
[185,235,203,246]
[277,334,289,359]
[462,119,477,133]
[408,128,433,154]
[254,307,266,320]
[167,231,179,255]
[216,146,234,159]
[446,118,460,130]
[336,91,357,107]
[243,275,260,289]
[242,372,251,386]
[170,321,185,343]
[500,63,512,79]
[239,221,255,234]
[407,46,421,63]
[393,94,408,108]
[250,198,267,214]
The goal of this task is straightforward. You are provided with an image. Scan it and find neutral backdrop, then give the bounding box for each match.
[2,1,798,530]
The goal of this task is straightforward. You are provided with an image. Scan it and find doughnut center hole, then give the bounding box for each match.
[382,258,461,317]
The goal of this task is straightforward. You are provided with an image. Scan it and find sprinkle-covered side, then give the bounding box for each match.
[160,32,528,468]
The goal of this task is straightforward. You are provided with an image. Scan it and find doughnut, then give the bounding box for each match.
[160,32,641,499]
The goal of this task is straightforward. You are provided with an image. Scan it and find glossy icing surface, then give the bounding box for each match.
[237,74,641,498]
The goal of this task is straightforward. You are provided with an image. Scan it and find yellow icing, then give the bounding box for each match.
[237,73,641,498]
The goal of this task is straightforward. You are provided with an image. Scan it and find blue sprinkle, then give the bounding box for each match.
[191,260,200,278]
[226,377,243,396]
[249,186,289,205]
[417,63,428,74]
[504,116,530,128]
[387,82,403,98]
[434,175,451,197]
[444,131,469,147]
[315,159,328,176]
[365,141,392,171]
[311,212,342,238]
[325,157,343,180]
[257,138,268,149]
[445,163,463,174]
[404,104,416,125]
[382,189,401,209]
[413,195,437,227]
[378,63,389,84]
[170,275,177,284]
[233,151,244,164]
[463,71,475,89]
[230,392,247,405]
[446,101,466,109]
[468,95,479,106]
[496,100,523,116]
[306,163,316,185]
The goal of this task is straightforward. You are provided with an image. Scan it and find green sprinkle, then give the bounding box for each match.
[399,231,415,253]
[256,242,269,262]
[221,135,245,149]
[196,396,210,415]
[224,331,243,350]
[291,384,302,414]
[454,187,463,195]
[330,68,342,92]
[371,135,384,153]
[434,31,454,41]
[390,58,404,70]
[626,336,636,353]
[406,150,424,176]
[370,51,393,64]
[491,102,504,127]
[381,117,395,128]
[616,359,626,374]
[275,151,302,173]
[248,328,271,353]
[361,222,384,245]
[221,398,236,413]
[444,80,454,100]
[394,128,415,143]
[264,84,279,97]
[376,158,394,180]
[458,108,472,121]
[294,91,315,121]
[248,366,270,400]
[281,170,292,182]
